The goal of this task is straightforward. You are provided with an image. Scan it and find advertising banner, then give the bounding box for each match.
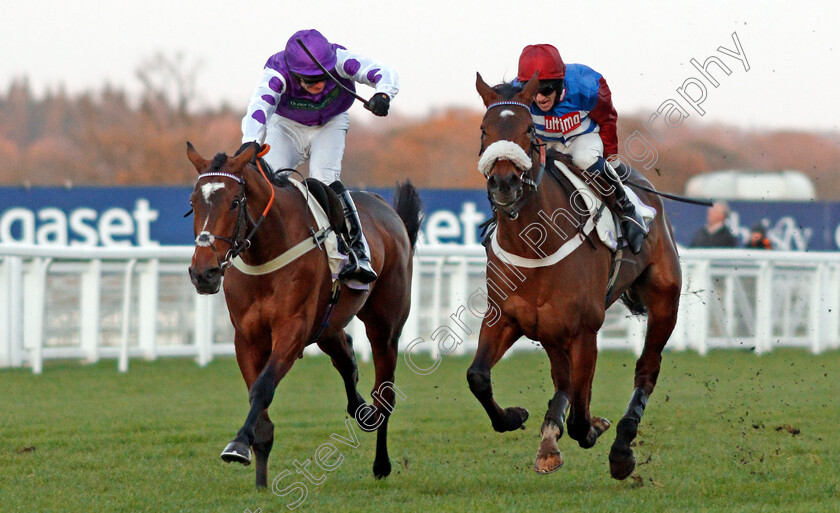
[1,187,838,251]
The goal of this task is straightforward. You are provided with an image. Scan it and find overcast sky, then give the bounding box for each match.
[3,0,838,132]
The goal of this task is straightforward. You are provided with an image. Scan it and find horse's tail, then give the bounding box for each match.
[393,180,424,251]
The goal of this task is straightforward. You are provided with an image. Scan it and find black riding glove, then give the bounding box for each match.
[365,93,390,117]
[234,141,260,162]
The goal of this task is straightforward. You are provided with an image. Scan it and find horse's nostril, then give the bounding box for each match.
[189,266,222,287]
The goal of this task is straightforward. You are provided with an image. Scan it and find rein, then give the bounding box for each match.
[194,148,342,344]
[195,148,276,270]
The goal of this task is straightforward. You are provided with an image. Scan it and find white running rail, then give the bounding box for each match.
[1,244,838,374]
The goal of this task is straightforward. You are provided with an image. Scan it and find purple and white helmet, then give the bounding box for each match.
[284,29,336,76]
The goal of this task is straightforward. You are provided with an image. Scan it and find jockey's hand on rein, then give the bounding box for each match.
[365,93,390,117]
[234,141,260,162]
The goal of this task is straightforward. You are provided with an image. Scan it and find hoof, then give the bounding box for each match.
[493,406,529,432]
[592,417,611,437]
[608,445,635,480]
[221,441,252,466]
[348,397,367,418]
[373,458,391,479]
[534,438,564,474]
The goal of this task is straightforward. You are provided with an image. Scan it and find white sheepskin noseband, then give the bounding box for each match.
[478,140,532,176]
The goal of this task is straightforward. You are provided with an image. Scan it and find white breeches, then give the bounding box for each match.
[262,112,350,185]
[546,132,604,171]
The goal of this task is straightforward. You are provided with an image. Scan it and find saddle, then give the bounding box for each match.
[544,158,656,252]
[264,162,346,239]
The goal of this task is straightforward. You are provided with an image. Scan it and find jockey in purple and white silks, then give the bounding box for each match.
[514,44,647,254]
[239,29,399,283]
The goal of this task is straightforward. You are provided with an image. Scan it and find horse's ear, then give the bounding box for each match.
[518,71,540,105]
[476,72,500,107]
[230,144,257,170]
[186,142,210,173]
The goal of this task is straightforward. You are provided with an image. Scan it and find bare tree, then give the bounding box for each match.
[135,52,202,121]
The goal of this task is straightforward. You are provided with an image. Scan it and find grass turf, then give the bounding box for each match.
[1,348,838,512]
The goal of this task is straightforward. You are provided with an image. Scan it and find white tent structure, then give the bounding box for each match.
[685,170,816,201]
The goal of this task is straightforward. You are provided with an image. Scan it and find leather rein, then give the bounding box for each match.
[194,154,276,272]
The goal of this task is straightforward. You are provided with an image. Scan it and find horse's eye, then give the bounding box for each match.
[231,199,240,210]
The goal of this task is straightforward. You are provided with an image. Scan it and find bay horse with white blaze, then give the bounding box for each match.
[467,73,682,479]
[186,143,422,487]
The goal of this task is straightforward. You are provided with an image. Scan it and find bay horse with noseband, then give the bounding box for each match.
[186,143,422,487]
[467,73,682,479]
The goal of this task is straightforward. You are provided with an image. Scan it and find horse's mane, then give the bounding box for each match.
[266,168,291,188]
[211,153,227,171]
[209,151,292,188]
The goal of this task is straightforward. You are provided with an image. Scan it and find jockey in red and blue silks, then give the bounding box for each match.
[514,44,647,254]
[239,29,399,283]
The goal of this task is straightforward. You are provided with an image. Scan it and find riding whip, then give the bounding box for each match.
[294,38,374,112]
[625,181,714,207]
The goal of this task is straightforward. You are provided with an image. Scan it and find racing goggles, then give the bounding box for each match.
[537,79,563,96]
[294,72,329,86]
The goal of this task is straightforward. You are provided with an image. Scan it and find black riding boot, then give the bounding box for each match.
[329,181,378,283]
[588,158,647,254]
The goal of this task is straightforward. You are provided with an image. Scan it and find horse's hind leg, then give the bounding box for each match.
[360,320,402,479]
[467,318,529,433]
[609,262,681,480]
[317,331,366,417]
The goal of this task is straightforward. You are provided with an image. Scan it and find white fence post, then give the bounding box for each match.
[118,259,138,373]
[193,293,214,367]
[80,259,102,363]
[690,260,711,355]
[23,257,51,374]
[0,256,11,368]
[401,257,421,351]
[138,259,159,360]
[6,256,24,368]
[809,263,827,354]
[755,261,774,354]
[828,263,840,350]
[1,256,24,368]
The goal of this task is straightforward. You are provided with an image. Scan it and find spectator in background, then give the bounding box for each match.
[746,222,773,249]
[690,201,739,248]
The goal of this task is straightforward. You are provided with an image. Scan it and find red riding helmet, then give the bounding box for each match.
[517,44,566,82]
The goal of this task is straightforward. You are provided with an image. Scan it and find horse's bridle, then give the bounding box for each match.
[194,162,275,271]
[194,172,251,270]
[480,101,546,219]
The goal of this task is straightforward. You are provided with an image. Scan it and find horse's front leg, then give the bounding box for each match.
[222,326,304,477]
[565,331,610,449]
[466,317,528,432]
[534,342,570,474]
